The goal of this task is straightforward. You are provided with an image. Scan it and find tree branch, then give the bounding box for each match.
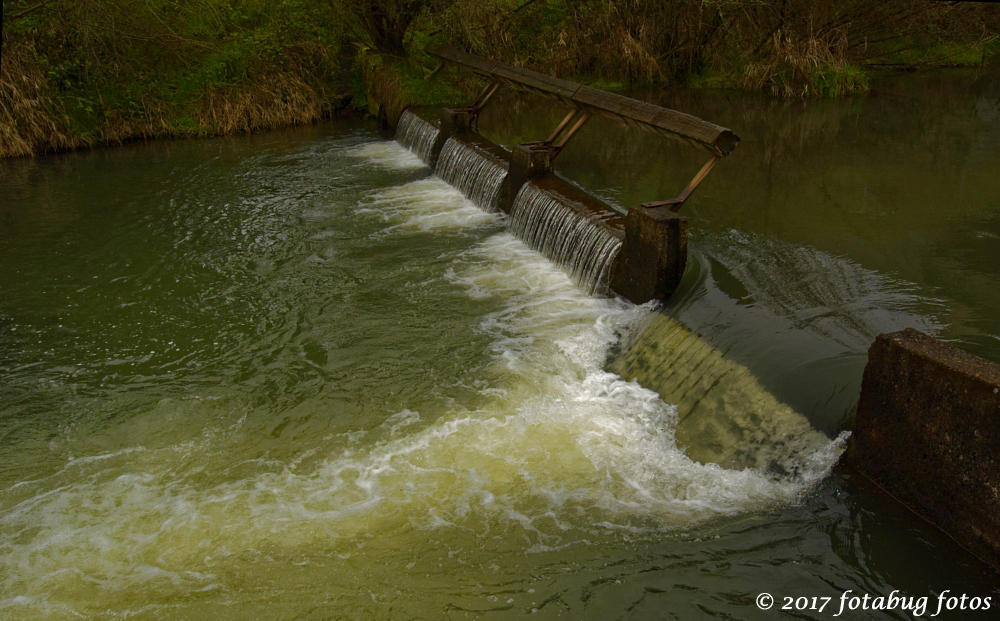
[9,0,50,22]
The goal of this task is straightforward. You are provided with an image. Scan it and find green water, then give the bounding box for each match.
[1,72,998,619]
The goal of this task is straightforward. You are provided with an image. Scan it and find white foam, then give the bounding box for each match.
[357,177,501,233]
[345,141,426,170]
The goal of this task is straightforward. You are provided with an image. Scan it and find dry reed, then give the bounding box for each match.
[0,48,79,158]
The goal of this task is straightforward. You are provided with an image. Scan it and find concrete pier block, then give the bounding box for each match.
[501,143,559,213]
[439,106,476,135]
[850,329,1000,571]
[429,107,478,168]
[608,206,687,304]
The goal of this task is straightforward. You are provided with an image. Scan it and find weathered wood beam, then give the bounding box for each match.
[426,45,740,157]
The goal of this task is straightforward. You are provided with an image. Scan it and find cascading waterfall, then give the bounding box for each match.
[434,137,509,212]
[508,182,622,296]
[395,110,440,165]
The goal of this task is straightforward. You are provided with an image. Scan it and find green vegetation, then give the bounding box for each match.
[1,0,352,157]
[356,48,470,127]
[1,0,998,157]
[420,0,999,96]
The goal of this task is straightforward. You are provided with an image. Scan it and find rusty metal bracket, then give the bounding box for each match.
[519,109,591,166]
[554,111,590,150]
[546,110,577,143]
[425,62,444,80]
[471,81,500,112]
[641,155,720,211]
[447,81,502,133]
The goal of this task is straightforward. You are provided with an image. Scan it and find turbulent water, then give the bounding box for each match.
[1,119,992,619]
[433,137,509,212]
[609,313,839,475]
[508,182,623,296]
[394,109,440,165]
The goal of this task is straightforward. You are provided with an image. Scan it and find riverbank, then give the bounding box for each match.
[0,1,352,158]
[1,0,997,158]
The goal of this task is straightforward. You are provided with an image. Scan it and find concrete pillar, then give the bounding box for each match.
[608,206,687,304]
[428,106,478,169]
[439,106,476,135]
[850,329,1000,571]
[500,142,559,213]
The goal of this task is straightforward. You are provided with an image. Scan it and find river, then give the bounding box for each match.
[1,71,998,618]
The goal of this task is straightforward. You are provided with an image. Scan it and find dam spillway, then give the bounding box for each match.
[395,108,441,165]
[2,128,845,615]
[509,182,622,296]
[434,135,509,213]
[391,48,738,304]
[392,53,1000,572]
[4,70,1000,616]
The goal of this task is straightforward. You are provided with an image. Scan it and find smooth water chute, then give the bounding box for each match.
[395,109,441,165]
[609,313,841,477]
[509,182,623,296]
[434,137,509,212]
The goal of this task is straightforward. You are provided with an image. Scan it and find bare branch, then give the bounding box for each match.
[9,0,50,22]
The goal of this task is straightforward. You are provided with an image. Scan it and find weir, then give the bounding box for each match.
[389,50,1000,579]
[392,47,739,304]
[509,182,623,296]
[609,313,834,476]
[435,135,509,213]
[395,108,441,166]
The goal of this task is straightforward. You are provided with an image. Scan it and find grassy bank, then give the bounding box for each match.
[1,1,998,158]
[1,0,350,158]
[356,49,471,128]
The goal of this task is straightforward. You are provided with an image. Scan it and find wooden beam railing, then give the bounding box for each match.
[427,45,739,159]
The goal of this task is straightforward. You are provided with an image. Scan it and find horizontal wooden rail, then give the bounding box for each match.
[427,46,739,157]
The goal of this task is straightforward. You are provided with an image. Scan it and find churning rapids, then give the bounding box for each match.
[0,120,851,618]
